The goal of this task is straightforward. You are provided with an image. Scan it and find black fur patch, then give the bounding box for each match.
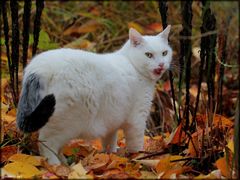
[17,73,56,132]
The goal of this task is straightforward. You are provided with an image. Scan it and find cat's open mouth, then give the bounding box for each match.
[153,67,164,76]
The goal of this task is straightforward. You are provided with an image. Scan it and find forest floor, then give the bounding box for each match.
[1,1,239,179]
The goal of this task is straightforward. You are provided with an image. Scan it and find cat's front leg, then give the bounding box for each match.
[102,131,117,153]
[123,120,146,153]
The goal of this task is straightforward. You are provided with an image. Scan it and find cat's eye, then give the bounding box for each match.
[162,50,168,56]
[145,52,153,58]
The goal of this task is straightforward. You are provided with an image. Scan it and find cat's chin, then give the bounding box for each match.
[150,72,162,81]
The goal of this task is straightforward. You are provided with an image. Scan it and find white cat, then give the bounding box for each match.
[17,25,172,164]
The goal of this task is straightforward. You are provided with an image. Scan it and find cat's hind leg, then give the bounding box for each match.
[38,127,73,165]
[102,131,117,153]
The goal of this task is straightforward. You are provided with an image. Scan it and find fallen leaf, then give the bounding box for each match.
[215,157,231,178]
[166,123,186,145]
[227,139,234,153]
[195,169,222,179]
[63,139,94,158]
[64,39,95,50]
[63,20,100,36]
[195,114,233,128]
[2,161,42,178]
[53,165,71,177]
[144,135,165,152]
[68,161,87,178]
[163,80,171,92]
[41,159,71,178]
[160,166,192,179]
[128,22,144,34]
[101,169,130,179]
[133,159,160,168]
[146,23,163,33]
[213,114,233,128]
[41,171,59,179]
[8,153,44,166]
[156,155,184,174]
[140,170,158,179]
[188,130,201,157]
[85,153,110,172]
[0,146,18,163]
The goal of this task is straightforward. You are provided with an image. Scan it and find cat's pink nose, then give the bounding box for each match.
[159,63,164,68]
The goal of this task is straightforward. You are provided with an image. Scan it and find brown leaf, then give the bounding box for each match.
[41,159,71,178]
[84,153,110,172]
[144,135,165,152]
[0,146,18,163]
[54,165,71,177]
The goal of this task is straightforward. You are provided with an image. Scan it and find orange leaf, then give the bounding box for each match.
[167,123,186,145]
[215,157,231,178]
[188,130,203,157]
[195,114,233,128]
[213,114,233,128]
[146,23,163,33]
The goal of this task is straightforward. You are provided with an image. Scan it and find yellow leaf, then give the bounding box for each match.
[8,153,44,166]
[140,171,157,179]
[128,22,144,34]
[68,162,87,178]
[227,139,234,153]
[2,162,42,178]
[156,155,184,174]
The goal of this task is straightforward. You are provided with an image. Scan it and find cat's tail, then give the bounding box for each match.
[16,73,56,133]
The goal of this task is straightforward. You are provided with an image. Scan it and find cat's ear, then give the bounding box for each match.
[158,25,171,39]
[129,28,144,47]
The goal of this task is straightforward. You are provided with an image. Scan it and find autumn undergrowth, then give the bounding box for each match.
[0,1,239,179]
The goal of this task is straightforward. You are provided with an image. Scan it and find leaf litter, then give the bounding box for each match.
[0,78,237,179]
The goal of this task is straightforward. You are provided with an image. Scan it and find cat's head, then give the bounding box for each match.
[126,25,172,81]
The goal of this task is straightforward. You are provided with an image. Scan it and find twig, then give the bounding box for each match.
[135,149,169,160]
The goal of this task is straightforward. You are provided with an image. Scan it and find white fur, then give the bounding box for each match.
[24,26,172,164]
